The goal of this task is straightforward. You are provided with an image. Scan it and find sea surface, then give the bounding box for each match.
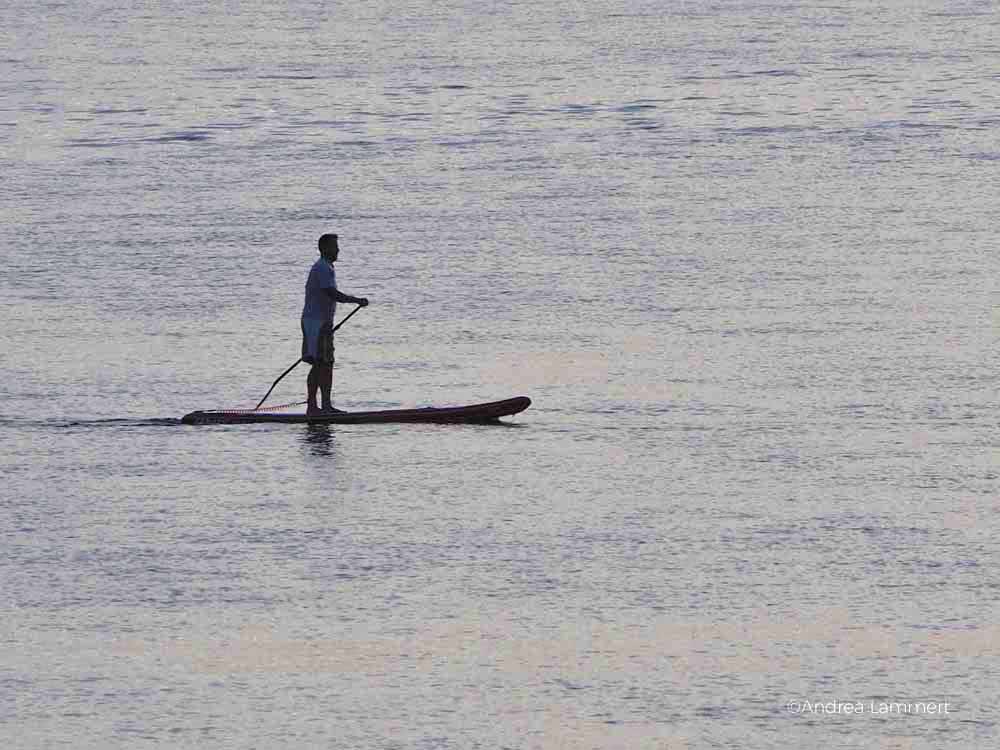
[2,1,998,748]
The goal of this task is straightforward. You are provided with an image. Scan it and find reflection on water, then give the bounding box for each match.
[301,424,335,457]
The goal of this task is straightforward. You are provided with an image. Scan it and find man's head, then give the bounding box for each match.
[318,233,340,262]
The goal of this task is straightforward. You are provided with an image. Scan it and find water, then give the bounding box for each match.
[2,1,998,747]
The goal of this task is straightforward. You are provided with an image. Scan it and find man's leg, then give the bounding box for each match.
[319,364,334,411]
[318,323,338,412]
[307,364,320,413]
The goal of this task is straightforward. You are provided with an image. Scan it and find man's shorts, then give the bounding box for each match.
[301,318,334,365]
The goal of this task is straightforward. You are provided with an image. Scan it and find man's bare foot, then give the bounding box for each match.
[306,404,322,416]
[321,405,344,413]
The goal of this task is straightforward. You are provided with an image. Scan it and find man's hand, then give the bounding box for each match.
[358,297,369,307]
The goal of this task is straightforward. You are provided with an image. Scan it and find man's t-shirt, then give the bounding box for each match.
[302,257,337,322]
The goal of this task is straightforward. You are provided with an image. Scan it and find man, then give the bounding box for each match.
[301,233,369,414]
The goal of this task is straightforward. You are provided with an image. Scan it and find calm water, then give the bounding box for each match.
[2,1,998,748]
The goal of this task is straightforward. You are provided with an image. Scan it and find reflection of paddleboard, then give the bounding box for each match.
[181,396,531,425]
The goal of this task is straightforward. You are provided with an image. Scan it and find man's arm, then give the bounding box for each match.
[326,288,369,306]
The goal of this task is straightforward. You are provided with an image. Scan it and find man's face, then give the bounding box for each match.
[324,241,340,263]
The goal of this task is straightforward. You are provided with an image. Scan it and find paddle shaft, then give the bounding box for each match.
[332,302,364,333]
[254,304,364,410]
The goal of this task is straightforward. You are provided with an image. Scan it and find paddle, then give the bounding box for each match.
[253,304,365,410]
[331,302,364,334]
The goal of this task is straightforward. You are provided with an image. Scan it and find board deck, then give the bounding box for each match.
[181,396,531,425]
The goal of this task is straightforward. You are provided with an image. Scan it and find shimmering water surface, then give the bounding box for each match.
[2,1,998,748]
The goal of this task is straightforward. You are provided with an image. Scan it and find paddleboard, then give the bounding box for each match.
[181,396,531,425]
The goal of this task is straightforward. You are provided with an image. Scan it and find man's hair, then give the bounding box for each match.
[318,233,339,254]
